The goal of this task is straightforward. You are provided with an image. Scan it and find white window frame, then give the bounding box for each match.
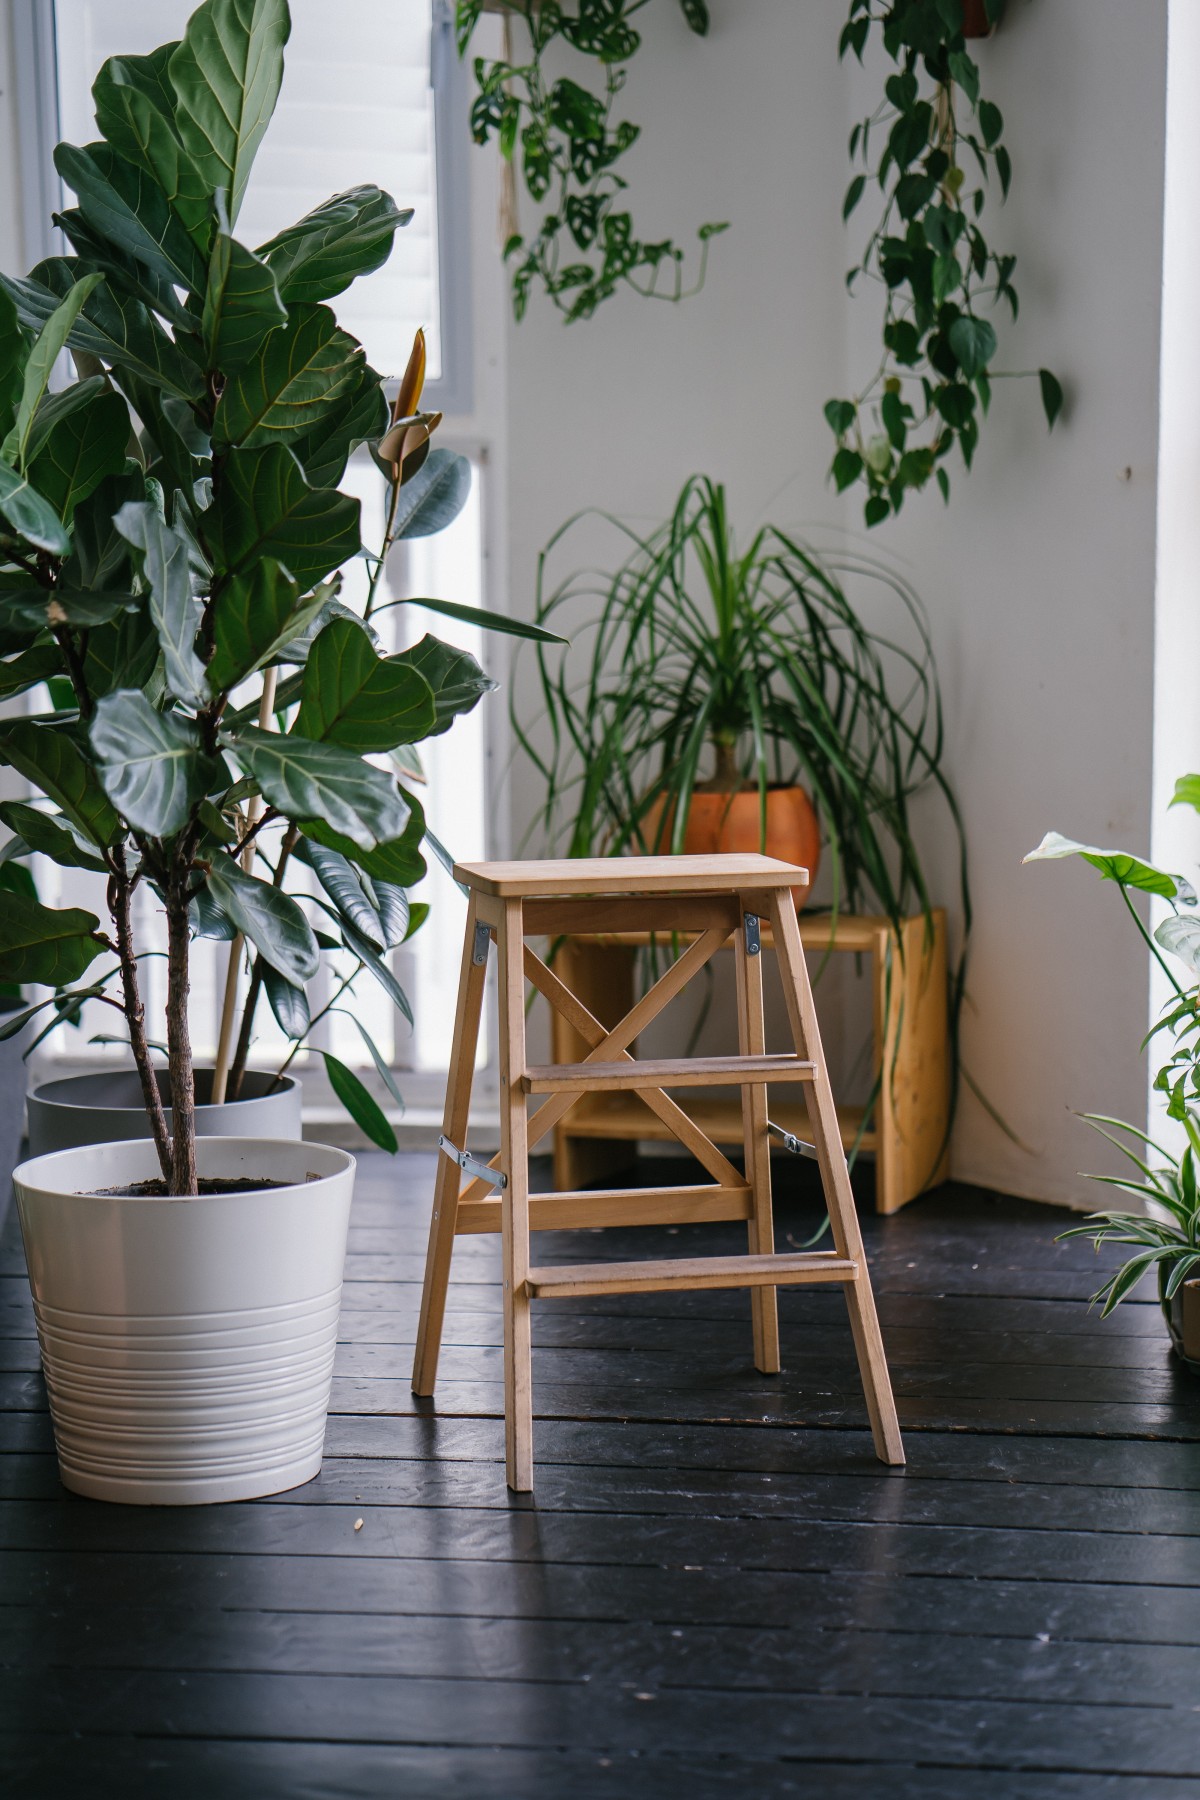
[10,0,474,417]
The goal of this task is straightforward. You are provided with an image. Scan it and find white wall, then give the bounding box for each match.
[501,0,1172,1207]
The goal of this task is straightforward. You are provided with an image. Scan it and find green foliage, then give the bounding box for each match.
[0,0,552,1184]
[1029,783,1200,1322]
[829,0,1062,524]
[455,0,722,322]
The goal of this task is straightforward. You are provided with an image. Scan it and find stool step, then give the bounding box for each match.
[525,1251,858,1299]
[522,1053,816,1094]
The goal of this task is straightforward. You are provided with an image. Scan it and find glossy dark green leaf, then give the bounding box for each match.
[206,852,320,984]
[1023,832,1178,899]
[1039,367,1064,429]
[0,644,62,701]
[63,469,143,592]
[947,314,997,379]
[397,594,565,644]
[90,688,212,836]
[301,802,426,888]
[27,387,130,524]
[92,43,213,249]
[1,260,203,403]
[53,141,206,298]
[54,205,191,330]
[397,633,496,737]
[288,366,387,490]
[321,1050,396,1152]
[207,559,311,693]
[0,892,103,986]
[371,880,410,949]
[206,445,361,591]
[0,801,108,872]
[0,286,26,442]
[202,211,287,372]
[0,462,70,555]
[1,274,103,470]
[263,960,310,1037]
[0,718,120,845]
[258,185,412,303]
[215,302,363,448]
[114,499,207,704]
[391,448,472,541]
[230,724,411,849]
[0,584,134,634]
[329,1009,405,1108]
[190,881,238,941]
[169,0,290,224]
[297,834,386,947]
[294,617,436,752]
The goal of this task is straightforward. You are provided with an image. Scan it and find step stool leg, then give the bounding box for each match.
[412,897,490,1397]
[767,889,905,1467]
[498,897,534,1492]
[735,901,780,1374]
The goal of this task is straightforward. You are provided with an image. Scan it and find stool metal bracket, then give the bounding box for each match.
[744,913,761,956]
[472,922,492,966]
[767,1119,818,1162]
[439,1134,507,1190]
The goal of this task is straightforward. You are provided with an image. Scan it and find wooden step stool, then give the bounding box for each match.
[411,854,904,1491]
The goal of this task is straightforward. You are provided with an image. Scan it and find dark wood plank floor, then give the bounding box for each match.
[4,1152,1200,1798]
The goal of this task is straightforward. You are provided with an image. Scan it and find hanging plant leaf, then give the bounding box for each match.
[321,1050,397,1152]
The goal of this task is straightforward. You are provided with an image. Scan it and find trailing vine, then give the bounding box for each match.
[827,0,1063,526]
[455,0,726,322]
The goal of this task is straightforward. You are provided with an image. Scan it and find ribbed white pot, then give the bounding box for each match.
[12,1136,355,1506]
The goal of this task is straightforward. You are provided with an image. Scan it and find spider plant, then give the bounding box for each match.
[515,474,969,949]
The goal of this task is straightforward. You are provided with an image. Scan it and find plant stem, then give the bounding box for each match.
[228,821,299,1100]
[109,859,171,1184]
[364,471,402,622]
[266,963,361,1093]
[164,851,197,1196]
[212,668,278,1104]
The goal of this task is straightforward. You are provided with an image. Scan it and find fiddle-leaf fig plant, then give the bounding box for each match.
[829,0,1063,525]
[456,0,726,321]
[0,0,554,1194]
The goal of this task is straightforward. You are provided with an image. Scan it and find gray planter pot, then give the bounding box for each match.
[0,1005,30,1236]
[26,1068,303,1159]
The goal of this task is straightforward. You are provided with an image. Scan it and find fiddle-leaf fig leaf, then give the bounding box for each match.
[206,445,361,591]
[294,616,437,752]
[90,689,214,837]
[169,0,291,225]
[202,210,288,372]
[1,272,103,471]
[397,634,496,737]
[205,852,320,984]
[258,185,413,303]
[228,725,412,849]
[215,302,364,448]
[114,499,207,704]
[0,892,104,987]
[0,718,120,846]
[0,462,70,555]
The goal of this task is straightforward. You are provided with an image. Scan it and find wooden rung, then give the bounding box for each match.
[525,1251,859,1299]
[522,1054,816,1094]
[454,1183,753,1235]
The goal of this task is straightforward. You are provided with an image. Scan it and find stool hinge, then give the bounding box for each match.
[767,1119,818,1161]
[438,1134,507,1189]
[472,922,492,966]
[744,912,761,956]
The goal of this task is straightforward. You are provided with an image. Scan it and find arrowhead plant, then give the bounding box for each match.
[0,0,554,1194]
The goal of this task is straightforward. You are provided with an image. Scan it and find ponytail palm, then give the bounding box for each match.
[516,475,968,943]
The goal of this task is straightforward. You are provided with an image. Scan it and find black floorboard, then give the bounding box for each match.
[3,1152,1200,1798]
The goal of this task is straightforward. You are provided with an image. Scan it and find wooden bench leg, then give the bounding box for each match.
[735,900,779,1375]
[411,896,489,1398]
[498,897,534,1492]
[768,888,905,1467]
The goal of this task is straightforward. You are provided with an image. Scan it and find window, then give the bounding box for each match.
[9,0,493,1106]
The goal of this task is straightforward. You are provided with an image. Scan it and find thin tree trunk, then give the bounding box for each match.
[164,865,197,1196]
[109,861,171,1184]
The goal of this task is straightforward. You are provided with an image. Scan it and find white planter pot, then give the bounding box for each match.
[26,1067,302,1159]
[12,1136,355,1506]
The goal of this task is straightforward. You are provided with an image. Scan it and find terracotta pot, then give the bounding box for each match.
[962,0,1003,37]
[680,786,821,908]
